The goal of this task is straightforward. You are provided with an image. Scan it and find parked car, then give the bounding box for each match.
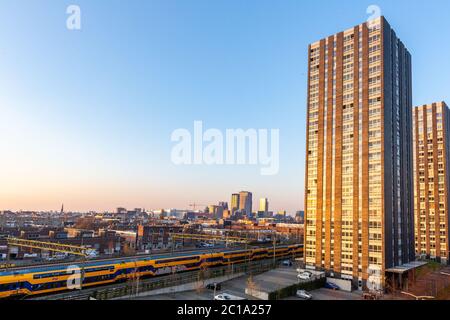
[206,282,222,290]
[85,249,98,259]
[200,242,214,248]
[297,269,312,276]
[296,290,313,300]
[362,292,378,300]
[324,282,340,290]
[297,272,312,280]
[214,293,246,300]
[282,260,293,267]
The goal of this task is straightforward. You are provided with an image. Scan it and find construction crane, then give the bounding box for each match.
[6,237,92,257]
[6,237,93,291]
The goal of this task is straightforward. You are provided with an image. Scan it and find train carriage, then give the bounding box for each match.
[0,244,302,299]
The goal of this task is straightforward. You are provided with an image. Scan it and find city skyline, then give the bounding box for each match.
[0,191,296,215]
[2,1,450,213]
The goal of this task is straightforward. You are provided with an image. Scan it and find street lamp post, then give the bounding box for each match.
[272,234,276,267]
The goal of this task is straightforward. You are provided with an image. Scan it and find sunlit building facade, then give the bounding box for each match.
[239,191,253,217]
[231,193,240,215]
[413,102,450,264]
[304,17,415,289]
[259,198,269,214]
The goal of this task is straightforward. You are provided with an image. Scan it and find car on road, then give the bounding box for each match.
[296,290,313,300]
[296,269,313,274]
[214,293,246,300]
[282,260,293,267]
[324,282,340,290]
[206,282,222,290]
[297,272,312,280]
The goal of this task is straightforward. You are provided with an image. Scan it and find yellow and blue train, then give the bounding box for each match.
[0,244,302,299]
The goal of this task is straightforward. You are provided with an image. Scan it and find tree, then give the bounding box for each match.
[246,275,260,297]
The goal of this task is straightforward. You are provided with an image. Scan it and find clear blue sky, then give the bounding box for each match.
[1,0,449,213]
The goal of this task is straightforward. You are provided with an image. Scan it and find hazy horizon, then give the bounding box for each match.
[1,0,450,213]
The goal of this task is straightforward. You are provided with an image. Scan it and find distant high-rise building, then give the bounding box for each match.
[239,191,253,216]
[295,211,305,224]
[304,17,414,290]
[277,210,287,217]
[259,198,269,214]
[216,206,224,219]
[208,205,217,215]
[116,207,127,215]
[218,202,229,210]
[208,204,225,219]
[413,102,450,264]
[231,194,240,214]
[222,209,231,219]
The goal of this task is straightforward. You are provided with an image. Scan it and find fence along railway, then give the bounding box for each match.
[0,243,303,299]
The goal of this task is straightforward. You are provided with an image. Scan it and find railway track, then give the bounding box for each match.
[1,243,282,274]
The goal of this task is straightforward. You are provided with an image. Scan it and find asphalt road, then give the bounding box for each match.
[132,271,364,301]
[132,275,254,300]
[285,288,362,300]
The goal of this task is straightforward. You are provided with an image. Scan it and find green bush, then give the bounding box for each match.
[269,278,326,300]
